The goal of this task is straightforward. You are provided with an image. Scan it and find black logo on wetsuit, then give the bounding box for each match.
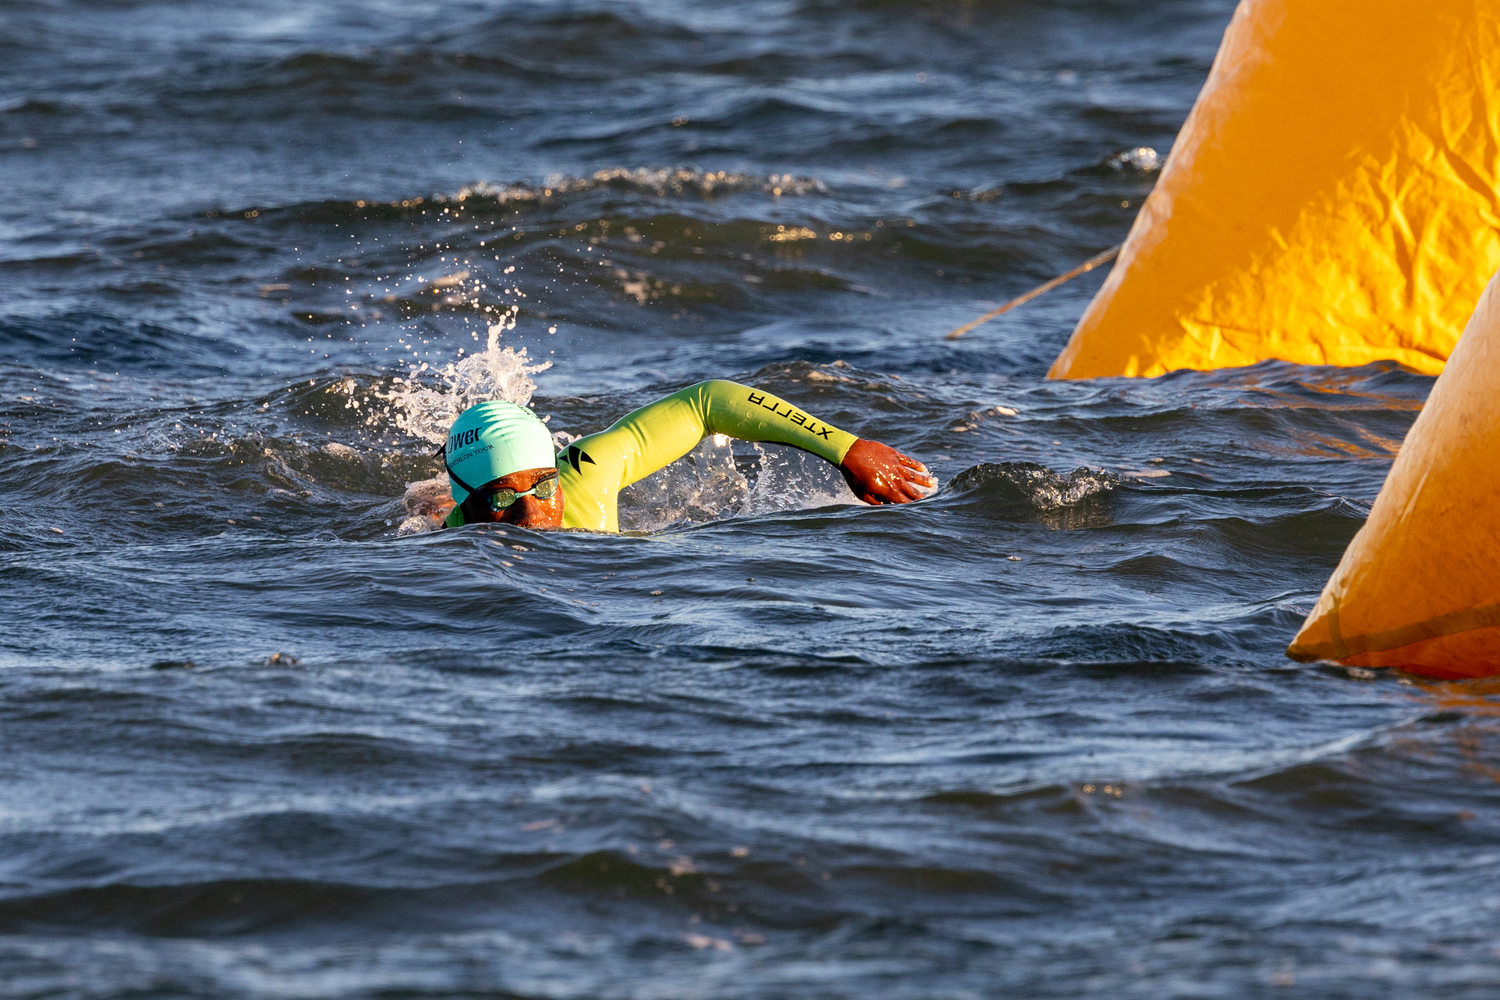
[563,444,596,473]
[747,392,834,439]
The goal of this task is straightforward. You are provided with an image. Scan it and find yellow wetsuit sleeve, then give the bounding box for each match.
[558,380,858,532]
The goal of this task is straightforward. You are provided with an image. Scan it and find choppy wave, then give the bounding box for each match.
[945,462,1120,513]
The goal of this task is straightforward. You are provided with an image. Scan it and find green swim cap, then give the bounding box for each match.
[443,401,556,503]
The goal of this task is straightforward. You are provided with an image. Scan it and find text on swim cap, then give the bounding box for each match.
[448,427,484,453]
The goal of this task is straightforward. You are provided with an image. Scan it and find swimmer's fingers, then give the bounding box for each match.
[895,452,936,489]
[890,453,936,495]
[867,473,926,505]
[895,478,929,502]
[870,471,916,504]
[904,467,937,490]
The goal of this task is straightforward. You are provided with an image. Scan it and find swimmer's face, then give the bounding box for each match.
[461,466,565,530]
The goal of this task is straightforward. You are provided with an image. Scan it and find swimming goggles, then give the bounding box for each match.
[440,441,560,512]
[473,472,559,512]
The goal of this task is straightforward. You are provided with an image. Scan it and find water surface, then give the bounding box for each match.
[4,1,1498,997]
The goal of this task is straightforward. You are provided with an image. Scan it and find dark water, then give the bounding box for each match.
[5,1,1499,997]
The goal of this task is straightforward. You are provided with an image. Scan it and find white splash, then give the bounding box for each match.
[375,319,551,446]
[618,435,752,532]
[737,444,861,515]
[617,439,864,533]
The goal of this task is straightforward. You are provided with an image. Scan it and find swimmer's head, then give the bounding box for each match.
[443,400,557,506]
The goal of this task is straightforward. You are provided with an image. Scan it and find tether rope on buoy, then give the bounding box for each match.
[943,244,1121,340]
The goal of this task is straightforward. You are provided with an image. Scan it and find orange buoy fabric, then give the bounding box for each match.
[1288,267,1500,678]
[1049,0,1500,380]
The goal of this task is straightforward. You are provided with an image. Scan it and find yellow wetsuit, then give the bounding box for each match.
[444,380,858,533]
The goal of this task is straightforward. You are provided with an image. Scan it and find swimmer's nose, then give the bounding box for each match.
[502,494,547,525]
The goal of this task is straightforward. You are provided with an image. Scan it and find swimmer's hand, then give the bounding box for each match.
[839,439,935,505]
[405,479,457,520]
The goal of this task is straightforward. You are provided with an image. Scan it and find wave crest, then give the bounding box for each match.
[946,462,1120,515]
[438,167,827,206]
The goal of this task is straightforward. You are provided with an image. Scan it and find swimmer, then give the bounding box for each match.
[437,379,934,532]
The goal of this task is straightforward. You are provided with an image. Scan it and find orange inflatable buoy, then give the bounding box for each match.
[1287,267,1500,678]
[1049,0,1500,380]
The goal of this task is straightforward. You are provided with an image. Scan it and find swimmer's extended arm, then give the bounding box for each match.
[559,380,930,531]
[614,379,860,476]
[665,382,931,505]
